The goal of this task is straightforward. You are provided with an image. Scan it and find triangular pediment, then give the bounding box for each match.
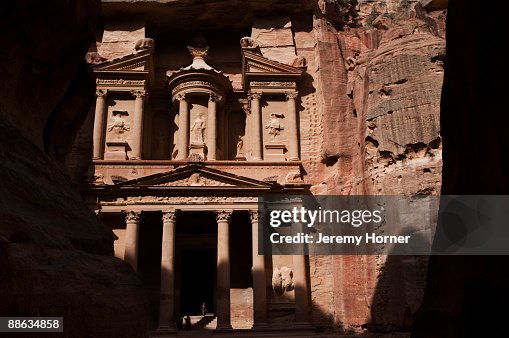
[92,49,153,72]
[116,164,276,189]
[243,51,303,75]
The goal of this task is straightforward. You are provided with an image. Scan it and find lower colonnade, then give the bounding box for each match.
[113,208,310,333]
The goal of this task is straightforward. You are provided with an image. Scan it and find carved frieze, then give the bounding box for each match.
[172,81,220,96]
[96,79,145,86]
[156,173,234,187]
[251,81,297,88]
[102,196,257,205]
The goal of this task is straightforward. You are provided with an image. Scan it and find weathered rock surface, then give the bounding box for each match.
[309,1,445,333]
[0,1,149,337]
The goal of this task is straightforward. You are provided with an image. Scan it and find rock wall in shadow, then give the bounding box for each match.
[0,1,149,337]
[412,0,509,337]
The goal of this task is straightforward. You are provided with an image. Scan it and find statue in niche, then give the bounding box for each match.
[107,110,130,135]
[265,113,285,141]
[190,114,206,144]
[228,111,246,159]
[272,266,294,295]
[236,135,244,156]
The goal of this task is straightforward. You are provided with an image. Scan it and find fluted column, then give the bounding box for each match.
[92,89,108,160]
[131,90,147,160]
[250,211,268,328]
[158,210,178,332]
[248,92,263,161]
[215,210,233,330]
[176,93,189,160]
[207,93,221,160]
[124,211,141,272]
[285,92,299,160]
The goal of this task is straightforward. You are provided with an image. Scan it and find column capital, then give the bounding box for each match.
[285,91,298,100]
[209,93,222,102]
[249,210,259,223]
[124,210,141,223]
[131,89,147,98]
[96,89,108,97]
[162,210,179,223]
[175,93,187,102]
[215,210,233,223]
[248,91,262,100]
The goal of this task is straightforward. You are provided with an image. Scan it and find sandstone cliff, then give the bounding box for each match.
[309,0,446,332]
[0,1,149,337]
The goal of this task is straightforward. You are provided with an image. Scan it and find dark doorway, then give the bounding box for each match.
[137,212,163,329]
[179,248,215,316]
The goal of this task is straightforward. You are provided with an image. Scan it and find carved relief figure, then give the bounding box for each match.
[107,111,130,135]
[272,266,294,295]
[265,113,285,141]
[189,173,202,186]
[191,114,206,144]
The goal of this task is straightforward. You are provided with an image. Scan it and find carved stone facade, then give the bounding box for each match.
[65,0,445,334]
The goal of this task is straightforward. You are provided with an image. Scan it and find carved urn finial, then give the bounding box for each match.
[183,34,213,71]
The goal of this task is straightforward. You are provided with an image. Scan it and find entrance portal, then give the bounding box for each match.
[179,249,215,316]
[175,211,217,318]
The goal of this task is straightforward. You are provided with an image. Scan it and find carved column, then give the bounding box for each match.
[250,211,268,328]
[215,210,233,330]
[207,93,220,160]
[176,93,189,160]
[158,210,178,332]
[131,90,147,160]
[248,92,263,161]
[124,211,141,272]
[285,92,299,160]
[92,89,108,160]
[292,253,311,325]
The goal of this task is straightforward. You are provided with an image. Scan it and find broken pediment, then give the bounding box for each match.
[92,48,154,88]
[241,50,303,90]
[115,164,276,189]
[92,49,153,72]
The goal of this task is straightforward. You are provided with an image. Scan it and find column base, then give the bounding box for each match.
[215,324,233,332]
[251,322,270,330]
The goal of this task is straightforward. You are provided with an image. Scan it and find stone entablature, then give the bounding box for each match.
[86,161,305,186]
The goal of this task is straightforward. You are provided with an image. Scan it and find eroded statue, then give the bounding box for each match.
[107,111,130,134]
[272,266,294,295]
[190,114,206,144]
[265,113,284,141]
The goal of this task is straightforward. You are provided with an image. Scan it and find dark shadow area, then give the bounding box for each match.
[230,211,253,289]
[179,249,215,316]
[411,1,509,337]
[138,212,163,330]
[369,232,430,333]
